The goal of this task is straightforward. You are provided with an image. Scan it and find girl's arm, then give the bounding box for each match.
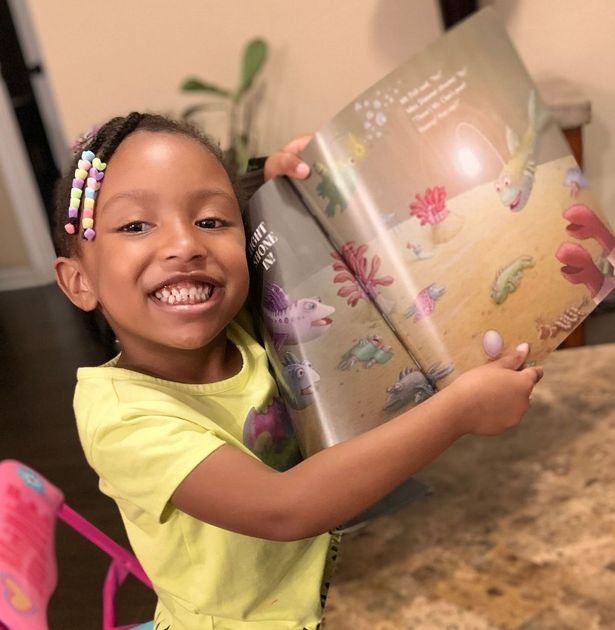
[172,346,542,541]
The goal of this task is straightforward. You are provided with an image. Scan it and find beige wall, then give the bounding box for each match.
[0,165,29,268]
[27,0,442,155]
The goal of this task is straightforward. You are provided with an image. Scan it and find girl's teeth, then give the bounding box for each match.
[154,283,213,305]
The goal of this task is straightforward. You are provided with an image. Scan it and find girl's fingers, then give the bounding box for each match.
[281,133,314,154]
[494,343,530,370]
[524,365,544,384]
[264,151,310,181]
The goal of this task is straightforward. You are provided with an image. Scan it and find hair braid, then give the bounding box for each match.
[52,112,245,258]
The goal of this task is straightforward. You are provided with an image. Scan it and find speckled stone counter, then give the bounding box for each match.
[324,344,615,629]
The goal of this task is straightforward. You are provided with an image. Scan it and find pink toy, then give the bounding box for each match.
[0,460,153,630]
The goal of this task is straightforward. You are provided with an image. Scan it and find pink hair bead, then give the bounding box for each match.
[64,223,76,235]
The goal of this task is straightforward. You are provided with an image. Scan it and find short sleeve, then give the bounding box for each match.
[90,408,227,523]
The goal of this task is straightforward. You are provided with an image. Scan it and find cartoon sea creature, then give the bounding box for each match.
[243,399,302,471]
[384,362,454,412]
[338,335,394,370]
[535,297,590,339]
[563,166,588,198]
[495,90,550,212]
[263,282,335,350]
[406,242,435,260]
[482,329,504,358]
[314,161,349,217]
[490,255,536,304]
[281,352,320,409]
[563,204,615,258]
[404,283,445,321]
[555,243,615,303]
[557,203,615,302]
[344,132,367,164]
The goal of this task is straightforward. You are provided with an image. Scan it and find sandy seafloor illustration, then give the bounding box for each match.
[283,154,606,455]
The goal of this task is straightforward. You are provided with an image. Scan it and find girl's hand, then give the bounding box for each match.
[451,343,543,436]
[264,134,313,181]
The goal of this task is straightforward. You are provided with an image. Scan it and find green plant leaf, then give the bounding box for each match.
[233,137,251,175]
[180,102,230,120]
[181,77,232,98]
[236,39,268,101]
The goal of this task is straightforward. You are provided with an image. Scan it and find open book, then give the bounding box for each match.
[246,8,615,466]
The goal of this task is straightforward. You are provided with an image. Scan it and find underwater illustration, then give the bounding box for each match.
[246,9,615,457]
[263,282,335,350]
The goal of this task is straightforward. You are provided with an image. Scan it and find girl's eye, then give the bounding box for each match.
[197,217,226,229]
[119,221,150,233]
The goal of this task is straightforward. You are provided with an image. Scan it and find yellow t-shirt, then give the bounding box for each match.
[74,319,333,629]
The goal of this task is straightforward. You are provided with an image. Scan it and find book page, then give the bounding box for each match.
[248,178,448,456]
[292,8,614,385]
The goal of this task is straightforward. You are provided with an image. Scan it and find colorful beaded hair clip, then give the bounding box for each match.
[64,150,107,241]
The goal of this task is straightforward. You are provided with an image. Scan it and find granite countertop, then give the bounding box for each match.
[325,344,615,629]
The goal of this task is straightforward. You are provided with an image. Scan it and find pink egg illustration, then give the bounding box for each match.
[482,329,503,358]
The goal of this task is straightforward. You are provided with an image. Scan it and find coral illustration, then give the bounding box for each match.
[409,186,450,225]
[331,241,394,306]
[409,185,463,243]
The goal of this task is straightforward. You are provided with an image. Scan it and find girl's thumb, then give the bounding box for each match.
[495,342,530,370]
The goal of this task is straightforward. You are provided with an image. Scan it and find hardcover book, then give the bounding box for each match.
[246,9,614,478]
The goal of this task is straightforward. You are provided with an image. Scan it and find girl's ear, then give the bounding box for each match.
[54,257,98,311]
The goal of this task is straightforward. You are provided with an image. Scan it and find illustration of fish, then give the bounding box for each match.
[281,352,320,409]
[345,132,367,163]
[338,335,394,370]
[491,255,535,304]
[404,283,445,321]
[314,161,350,217]
[406,242,435,260]
[263,282,335,350]
[384,362,454,412]
[495,90,550,212]
[563,166,588,198]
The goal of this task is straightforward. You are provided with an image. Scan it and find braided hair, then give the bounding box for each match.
[52,112,244,258]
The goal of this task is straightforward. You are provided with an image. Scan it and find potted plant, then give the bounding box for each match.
[180,38,268,174]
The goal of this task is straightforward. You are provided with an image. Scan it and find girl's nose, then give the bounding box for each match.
[159,220,206,261]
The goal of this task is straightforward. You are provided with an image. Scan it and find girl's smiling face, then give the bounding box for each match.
[57,131,249,378]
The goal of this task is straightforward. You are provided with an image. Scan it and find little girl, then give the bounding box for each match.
[53,112,542,629]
